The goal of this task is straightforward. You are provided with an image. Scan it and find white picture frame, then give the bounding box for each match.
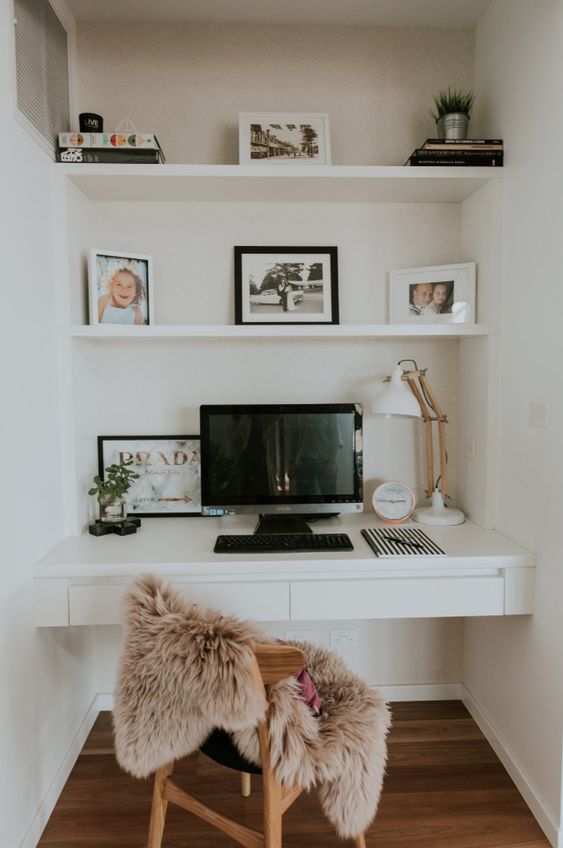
[389,262,476,324]
[239,112,331,165]
[88,249,154,326]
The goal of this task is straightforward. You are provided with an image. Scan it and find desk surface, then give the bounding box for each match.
[34,515,535,626]
[35,514,533,579]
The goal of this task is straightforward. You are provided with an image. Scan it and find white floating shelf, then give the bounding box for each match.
[57,163,503,204]
[66,324,497,340]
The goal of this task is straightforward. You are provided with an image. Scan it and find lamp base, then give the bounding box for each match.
[413,490,465,526]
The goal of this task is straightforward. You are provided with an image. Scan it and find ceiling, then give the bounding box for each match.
[64,0,492,28]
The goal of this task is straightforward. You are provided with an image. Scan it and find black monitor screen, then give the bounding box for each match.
[200,403,363,514]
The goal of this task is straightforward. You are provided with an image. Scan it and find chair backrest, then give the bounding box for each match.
[252,643,306,685]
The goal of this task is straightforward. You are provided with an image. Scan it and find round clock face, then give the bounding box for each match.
[372,481,416,525]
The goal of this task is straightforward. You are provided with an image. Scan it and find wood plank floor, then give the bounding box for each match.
[38,702,549,847]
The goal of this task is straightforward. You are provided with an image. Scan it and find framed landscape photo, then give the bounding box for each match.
[239,113,331,165]
[389,262,476,324]
[97,436,201,516]
[89,249,154,326]
[234,246,339,325]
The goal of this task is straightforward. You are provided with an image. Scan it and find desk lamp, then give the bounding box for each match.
[373,359,464,526]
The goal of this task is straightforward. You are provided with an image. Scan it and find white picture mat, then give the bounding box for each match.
[239,112,331,165]
[240,252,334,323]
[389,262,476,324]
[88,248,154,326]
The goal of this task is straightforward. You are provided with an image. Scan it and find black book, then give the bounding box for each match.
[408,154,503,167]
[407,148,503,166]
[57,147,163,164]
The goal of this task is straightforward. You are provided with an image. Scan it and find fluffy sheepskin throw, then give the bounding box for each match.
[113,575,390,838]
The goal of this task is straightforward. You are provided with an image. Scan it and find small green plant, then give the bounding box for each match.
[88,461,139,502]
[430,87,475,120]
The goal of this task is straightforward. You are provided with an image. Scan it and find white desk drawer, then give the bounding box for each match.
[69,580,290,625]
[291,576,505,620]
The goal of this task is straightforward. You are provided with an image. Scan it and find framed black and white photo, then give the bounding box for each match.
[89,249,154,326]
[239,113,331,165]
[98,436,201,516]
[234,246,339,325]
[389,262,476,324]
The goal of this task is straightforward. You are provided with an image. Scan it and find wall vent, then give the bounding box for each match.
[13,0,69,154]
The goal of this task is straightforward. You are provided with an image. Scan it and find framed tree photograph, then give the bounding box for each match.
[389,262,476,324]
[89,249,154,326]
[234,246,339,325]
[239,113,331,165]
[97,436,201,516]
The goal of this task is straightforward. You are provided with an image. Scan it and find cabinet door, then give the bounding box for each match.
[69,580,290,625]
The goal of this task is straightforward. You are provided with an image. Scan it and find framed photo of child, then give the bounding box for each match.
[88,249,154,326]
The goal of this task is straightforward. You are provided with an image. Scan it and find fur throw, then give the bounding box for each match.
[113,575,390,838]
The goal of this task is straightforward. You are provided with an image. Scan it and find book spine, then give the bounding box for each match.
[408,155,503,166]
[423,138,503,145]
[423,143,503,152]
[57,148,162,164]
[58,132,159,150]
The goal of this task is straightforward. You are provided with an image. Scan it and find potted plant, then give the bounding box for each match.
[88,461,139,523]
[430,87,475,140]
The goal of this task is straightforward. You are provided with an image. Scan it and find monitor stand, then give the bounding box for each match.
[254,514,313,535]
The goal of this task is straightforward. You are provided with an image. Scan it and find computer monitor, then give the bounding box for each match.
[200,403,363,533]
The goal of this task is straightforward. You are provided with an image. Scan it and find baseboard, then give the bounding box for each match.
[19,694,100,848]
[462,685,562,848]
[98,685,466,712]
[378,682,465,701]
[96,692,114,711]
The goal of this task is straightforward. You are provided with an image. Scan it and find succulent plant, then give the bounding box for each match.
[88,461,139,502]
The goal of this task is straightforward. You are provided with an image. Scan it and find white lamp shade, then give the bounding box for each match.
[373,366,421,418]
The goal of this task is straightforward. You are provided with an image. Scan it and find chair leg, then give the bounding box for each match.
[147,761,174,848]
[263,773,283,848]
[354,834,367,848]
[241,772,251,797]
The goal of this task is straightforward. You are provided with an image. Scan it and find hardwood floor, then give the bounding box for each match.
[38,701,549,847]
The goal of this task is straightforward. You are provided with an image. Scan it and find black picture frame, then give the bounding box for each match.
[234,245,339,325]
[97,435,201,517]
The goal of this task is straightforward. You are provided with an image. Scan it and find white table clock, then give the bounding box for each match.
[372,481,416,525]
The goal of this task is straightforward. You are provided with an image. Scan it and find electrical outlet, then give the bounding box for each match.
[463,437,476,460]
[284,629,313,642]
[330,628,359,649]
[529,401,547,429]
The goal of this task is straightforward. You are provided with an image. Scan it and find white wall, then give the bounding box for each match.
[465,1,563,843]
[75,21,474,165]
[0,1,97,845]
[66,20,480,697]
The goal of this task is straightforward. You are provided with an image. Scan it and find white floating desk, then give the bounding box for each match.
[34,515,534,627]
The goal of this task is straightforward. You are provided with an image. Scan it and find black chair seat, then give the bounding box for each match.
[199,728,262,775]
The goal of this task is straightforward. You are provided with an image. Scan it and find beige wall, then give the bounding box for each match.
[75,22,474,164]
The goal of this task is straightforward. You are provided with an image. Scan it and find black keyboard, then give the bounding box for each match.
[214,533,353,554]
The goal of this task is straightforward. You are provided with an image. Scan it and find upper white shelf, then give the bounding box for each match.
[58,163,503,203]
[66,324,497,340]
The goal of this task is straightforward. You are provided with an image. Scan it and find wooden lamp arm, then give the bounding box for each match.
[418,371,449,500]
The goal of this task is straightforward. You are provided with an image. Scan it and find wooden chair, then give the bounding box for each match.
[146,642,367,848]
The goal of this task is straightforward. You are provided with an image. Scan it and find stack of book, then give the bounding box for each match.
[406,138,503,167]
[57,132,165,164]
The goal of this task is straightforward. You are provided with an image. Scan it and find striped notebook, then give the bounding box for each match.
[361,527,446,557]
